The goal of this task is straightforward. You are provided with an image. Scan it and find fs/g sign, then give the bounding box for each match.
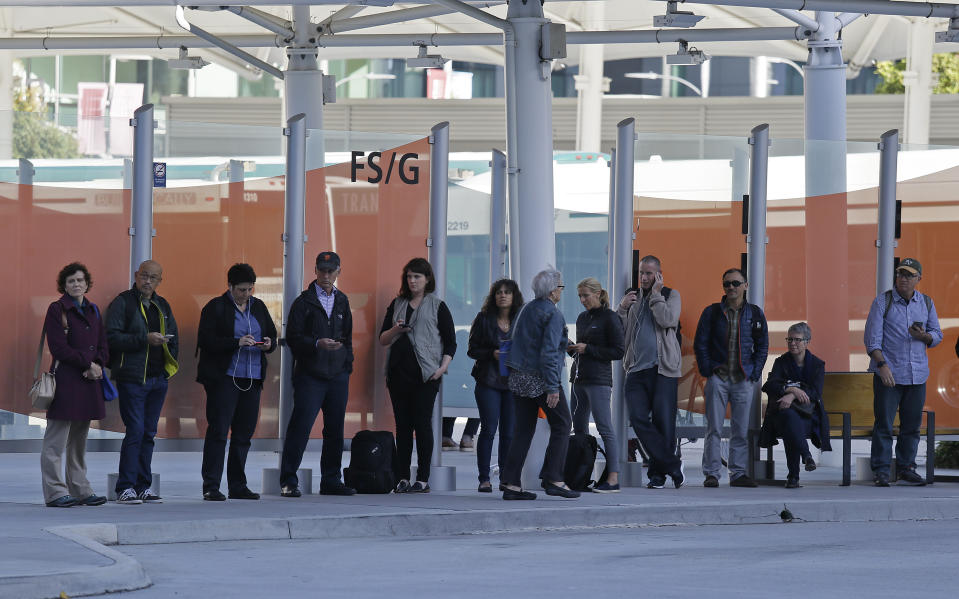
[350,151,420,185]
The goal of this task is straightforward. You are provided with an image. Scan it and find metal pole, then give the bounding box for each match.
[17,158,34,186]
[504,27,521,285]
[731,146,749,204]
[279,114,307,447]
[490,149,508,282]
[877,129,899,295]
[229,159,245,184]
[612,118,638,487]
[428,122,456,491]
[284,5,323,131]
[130,104,154,284]
[746,124,770,310]
[606,148,616,289]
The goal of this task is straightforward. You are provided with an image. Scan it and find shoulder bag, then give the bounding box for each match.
[29,309,68,410]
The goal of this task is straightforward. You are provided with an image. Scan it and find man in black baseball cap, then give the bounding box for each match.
[278,251,355,497]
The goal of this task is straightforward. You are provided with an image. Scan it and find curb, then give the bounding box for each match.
[0,524,150,599]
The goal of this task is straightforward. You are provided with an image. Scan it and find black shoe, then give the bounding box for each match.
[280,485,302,498]
[670,462,686,489]
[320,482,357,496]
[544,482,580,498]
[228,487,260,500]
[785,477,802,489]
[503,487,536,500]
[703,475,719,488]
[478,481,493,493]
[803,455,817,472]
[78,494,107,506]
[730,475,759,488]
[874,472,891,487]
[409,481,430,493]
[46,495,79,508]
[896,468,927,486]
[647,477,666,489]
[203,489,227,501]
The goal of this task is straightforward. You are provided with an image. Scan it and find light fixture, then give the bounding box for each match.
[167,45,210,70]
[666,40,709,66]
[407,45,449,69]
[654,1,706,28]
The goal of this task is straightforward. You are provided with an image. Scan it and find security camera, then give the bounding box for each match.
[666,41,709,65]
[168,46,210,70]
[407,45,449,69]
[654,1,705,28]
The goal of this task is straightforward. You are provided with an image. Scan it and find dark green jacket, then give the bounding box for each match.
[105,287,179,383]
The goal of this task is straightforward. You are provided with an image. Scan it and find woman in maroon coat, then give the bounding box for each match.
[40,262,109,507]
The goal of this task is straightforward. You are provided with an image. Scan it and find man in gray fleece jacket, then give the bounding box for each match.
[617,255,685,489]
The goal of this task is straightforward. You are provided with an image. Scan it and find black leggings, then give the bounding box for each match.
[389,379,440,482]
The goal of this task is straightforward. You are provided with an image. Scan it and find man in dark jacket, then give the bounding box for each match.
[693,267,768,489]
[279,252,356,497]
[106,260,179,504]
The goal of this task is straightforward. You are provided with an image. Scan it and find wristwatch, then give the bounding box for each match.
[876,360,886,369]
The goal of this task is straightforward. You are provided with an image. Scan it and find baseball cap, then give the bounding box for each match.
[897,257,921,276]
[316,251,341,270]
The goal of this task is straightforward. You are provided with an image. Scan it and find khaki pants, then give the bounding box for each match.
[40,419,93,503]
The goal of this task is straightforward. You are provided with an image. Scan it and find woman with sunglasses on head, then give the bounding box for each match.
[759,322,832,488]
[379,258,456,494]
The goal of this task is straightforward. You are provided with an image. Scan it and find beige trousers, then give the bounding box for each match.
[40,419,93,503]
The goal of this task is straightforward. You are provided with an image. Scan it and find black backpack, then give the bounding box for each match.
[344,430,396,494]
[564,433,604,491]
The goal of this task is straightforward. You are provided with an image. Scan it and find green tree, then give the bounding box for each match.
[12,86,80,159]
[875,52,959,94]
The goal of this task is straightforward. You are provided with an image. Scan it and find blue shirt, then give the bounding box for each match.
[864,290,942,385]
[314,283,337,317]
[228,300,263,379]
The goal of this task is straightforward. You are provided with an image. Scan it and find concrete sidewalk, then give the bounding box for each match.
[1,447,957,599]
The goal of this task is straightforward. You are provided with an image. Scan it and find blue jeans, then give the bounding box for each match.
[703,375,755,480]
[474,383,514,483]
[870,376,926,476]
[571,383,619,474]
[624,369,680,480]
[280,372,350,489]
[116,377,168,494]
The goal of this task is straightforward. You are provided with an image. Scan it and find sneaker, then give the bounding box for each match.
[896,468,927,486]
[442,437,456,449]
[670,462,686,489]
[138,488,162,503]
[409,481,430,493]
[320,482,357,496]
[459,434,474,451]
[46,495,79,508]
[78,494,107,506]
[116,488,142,504]
[730,475,759,488]
[592,481,620,493]
[394,479,411,493]
[785,477,802,489]
[228,487,260,500]
[874,472,890,487]
[280,485,302,498]
[703,475,719,488]
[646,478,666,489]
[203,489,226,501]
[803,455,817,472]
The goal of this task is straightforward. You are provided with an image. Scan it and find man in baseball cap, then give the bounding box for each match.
[863,257,941,487]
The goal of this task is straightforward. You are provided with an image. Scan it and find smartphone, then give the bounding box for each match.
[162,334,175,340]
[912,321,923,330]
[253,341,266,346]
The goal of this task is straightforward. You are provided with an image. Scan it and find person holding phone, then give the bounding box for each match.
[864,258,942,487]
[280,251,356,497]
[196,263,277,501]
[105,260,178,504]
[379,258,456,493]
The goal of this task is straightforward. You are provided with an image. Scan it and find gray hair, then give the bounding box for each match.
[531,266,563,300]
[788,321,812,341]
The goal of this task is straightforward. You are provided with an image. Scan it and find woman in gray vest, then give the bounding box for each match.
[379,258,457,493]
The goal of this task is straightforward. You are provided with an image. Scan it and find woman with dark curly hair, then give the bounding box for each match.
[379,258,456,493]
[40,262,109,507]
[467,278,524,492]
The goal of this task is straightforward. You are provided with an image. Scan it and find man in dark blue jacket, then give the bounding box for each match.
[693,268,768,488]
[279,252,356,497]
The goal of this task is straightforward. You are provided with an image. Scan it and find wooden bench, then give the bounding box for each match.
[822,372,935,486]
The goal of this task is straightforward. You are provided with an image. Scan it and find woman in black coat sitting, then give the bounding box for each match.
[759,321,832,488]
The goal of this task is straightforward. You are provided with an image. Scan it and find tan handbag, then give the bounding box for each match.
[29,310,68,410]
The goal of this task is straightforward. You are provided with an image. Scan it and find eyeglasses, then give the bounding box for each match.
[722,280,744,288]
[895,271,919,279]
[785,337,808,344]
[556,285,565,289]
